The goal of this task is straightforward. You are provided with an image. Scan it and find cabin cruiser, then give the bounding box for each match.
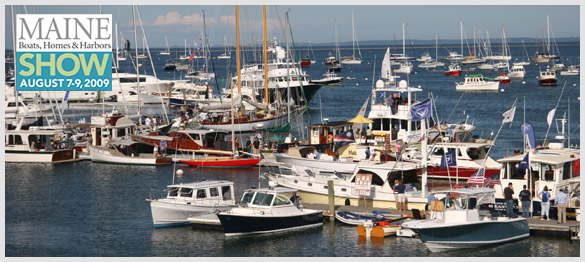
[274,146,360,174]
[148,180,237,227]
[5,125,79,163]
[538,69,557,86]
[426,142,501,180]
[402,188,529,252]
[508,65,526,79]
[311,72,344,85]
[455,74,500,91]
[268,160,428,209]
[216,188,323,236]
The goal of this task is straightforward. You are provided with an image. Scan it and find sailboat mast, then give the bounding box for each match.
[335,19,340,60]
[460,20,463,57]
[402,23,406,57]
[546,15,550,55]
[230,74,236,157]
[132,5,141,121]
[236,5,241,94]
[115,24,119,69]
[351,10,355,58]
[263,5,269,111]
[11,5,18,118]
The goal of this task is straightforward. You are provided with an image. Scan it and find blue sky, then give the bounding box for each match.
[5,5,580,49]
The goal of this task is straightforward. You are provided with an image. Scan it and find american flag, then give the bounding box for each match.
[485,173,501,186]
[467,168,485,186]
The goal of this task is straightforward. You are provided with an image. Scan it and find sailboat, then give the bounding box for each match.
[393,23,413,74]
[136,35,149,59]
[340,11,362,65]
[419,30,443,68]
[381,47,398,86]
[326,20,342,72]
[160,35,171,55]
[217,36,231,59]
[513,40,530,66]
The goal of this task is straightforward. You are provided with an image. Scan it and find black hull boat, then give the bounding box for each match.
[217,188,323,236]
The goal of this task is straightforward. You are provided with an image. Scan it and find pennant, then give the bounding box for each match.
[353,95,370,132]
[517,152,530,170]
[410,99,432,122]
[547,108,556,127]
[334,130,355,147]
[502,105,516,124]
[520,122,536,149]
[440,149,457,170]
[61,91,70,116]
[467,168,485,186]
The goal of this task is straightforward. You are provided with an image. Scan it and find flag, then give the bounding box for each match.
[334,130,355,147]
[520,122,536,149]
[502,105,516,124]
[446,127,453,136]
[547,108,556,127]
[188,51,196,62]
[61,91,70,116]
[485,173,501,186]
[467,168,485,186]
[440,149,457,170]
[353,95,370,132]
[517,152,530,170]
[573,159,580,176]
[379,92,386,98]
[410,99,432,122]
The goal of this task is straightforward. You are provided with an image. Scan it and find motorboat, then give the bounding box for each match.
[274,146,359,174]
[89,140,172,165]
[393,61,413,74]
[426,142,501,180]
[443,64,461,76]
[508,65,526,79]
[216,188,323,236]
[559,65,579,76]
[401,188,529,252]
[455,74,500,91]
[494,75,511,84]
[415,52,432,62]
[538,69,557,86]
[311,72,344,85]
[268,160,429,209]
[5,126,79,163]
[179,157,261,168]
[148,180,237,227]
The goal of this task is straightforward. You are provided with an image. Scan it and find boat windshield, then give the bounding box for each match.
[242,192,255,205]
[252,192,275,206]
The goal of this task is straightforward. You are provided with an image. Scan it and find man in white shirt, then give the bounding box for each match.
[307,152,315,159]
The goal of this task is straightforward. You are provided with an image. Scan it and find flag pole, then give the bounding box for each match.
[543,82,566,146]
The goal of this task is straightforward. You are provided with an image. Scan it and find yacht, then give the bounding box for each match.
[508,65,526,79]
[455,74,500,91]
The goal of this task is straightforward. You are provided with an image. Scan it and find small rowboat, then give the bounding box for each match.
[357,215,410,238]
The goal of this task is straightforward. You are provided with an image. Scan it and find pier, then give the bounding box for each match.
[304,203,580,240]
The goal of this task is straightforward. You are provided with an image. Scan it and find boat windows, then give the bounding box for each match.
[467,147,483,160]
[242,192,254,205]
[189,134,201,141]
[210,187,219,197]
[7,135,23,145]
[510,162,526,179]
[180,188,193,197]
[196,189,206,199]
[273,195,290,206]
[541,164,555,181]
[221,186,232,201]
[563,162,572,180]
[431,147,445,156]
[252,192,274,206]
[119,77,146,83]
[168,188,179,197]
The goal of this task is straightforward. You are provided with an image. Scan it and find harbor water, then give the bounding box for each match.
[5,43,581,256]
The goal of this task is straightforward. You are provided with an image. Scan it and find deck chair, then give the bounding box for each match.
[430,200,444,220]
[411,209,424,219]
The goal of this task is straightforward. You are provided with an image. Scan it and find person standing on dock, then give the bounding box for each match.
[519,185,531,218]
[504,183,515,217]
[365,147,371,160]
[538,186,551,220]
[394,180,406,211]
[555,188,569,224]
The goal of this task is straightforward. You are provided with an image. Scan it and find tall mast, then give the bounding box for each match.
[546,15,550,55]
[236,6,241,94]
[202,11,209,79]
[351,10,355,59]
[402,23,406,57]
[460,20,463,56]
[132,5,141,121]
[263,5,269,111]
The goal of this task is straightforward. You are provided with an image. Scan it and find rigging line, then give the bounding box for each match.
[446,92,465,123]
[543,81,566,145]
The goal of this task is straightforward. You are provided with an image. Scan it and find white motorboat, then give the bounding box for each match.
[89,140,172,165]
[216,188,323,236]
[402,188,529,252]
[148,180,237,227]
[559,65,579,76]
[5,126,79,163]
[274,146,359,174]
[455,74,500,91]
[394,61,413,74]
[311,72,344,85]
[5,95,51,119]
[416,52,432,62]
[508,65,526,79]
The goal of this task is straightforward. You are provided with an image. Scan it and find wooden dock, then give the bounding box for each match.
[304,203,580,240]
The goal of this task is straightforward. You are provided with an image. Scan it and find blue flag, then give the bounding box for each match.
[334,130,355,147]
[411,99,432,122]
[520,122,536,149]
[440,149,457,170]
[517,152,530,170]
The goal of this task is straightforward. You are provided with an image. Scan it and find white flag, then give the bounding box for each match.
[353,95,370,132]
[547,108,556,127]
[502,105,516,124]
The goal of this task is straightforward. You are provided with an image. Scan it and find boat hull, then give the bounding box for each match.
[408,219,529,252]
[455,82,499,91]
[426,166,500,180]
[89,146,172,165]
[217,211,323,236]
[5,149,78,163]
[539,78,558,86]
[179,158,261,168]
[150,201,233,228]
[274,153,358,173]
[443,70,461,76]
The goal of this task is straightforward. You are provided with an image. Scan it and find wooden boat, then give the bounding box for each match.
[179,157,261,168]
[89,140,172,165]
